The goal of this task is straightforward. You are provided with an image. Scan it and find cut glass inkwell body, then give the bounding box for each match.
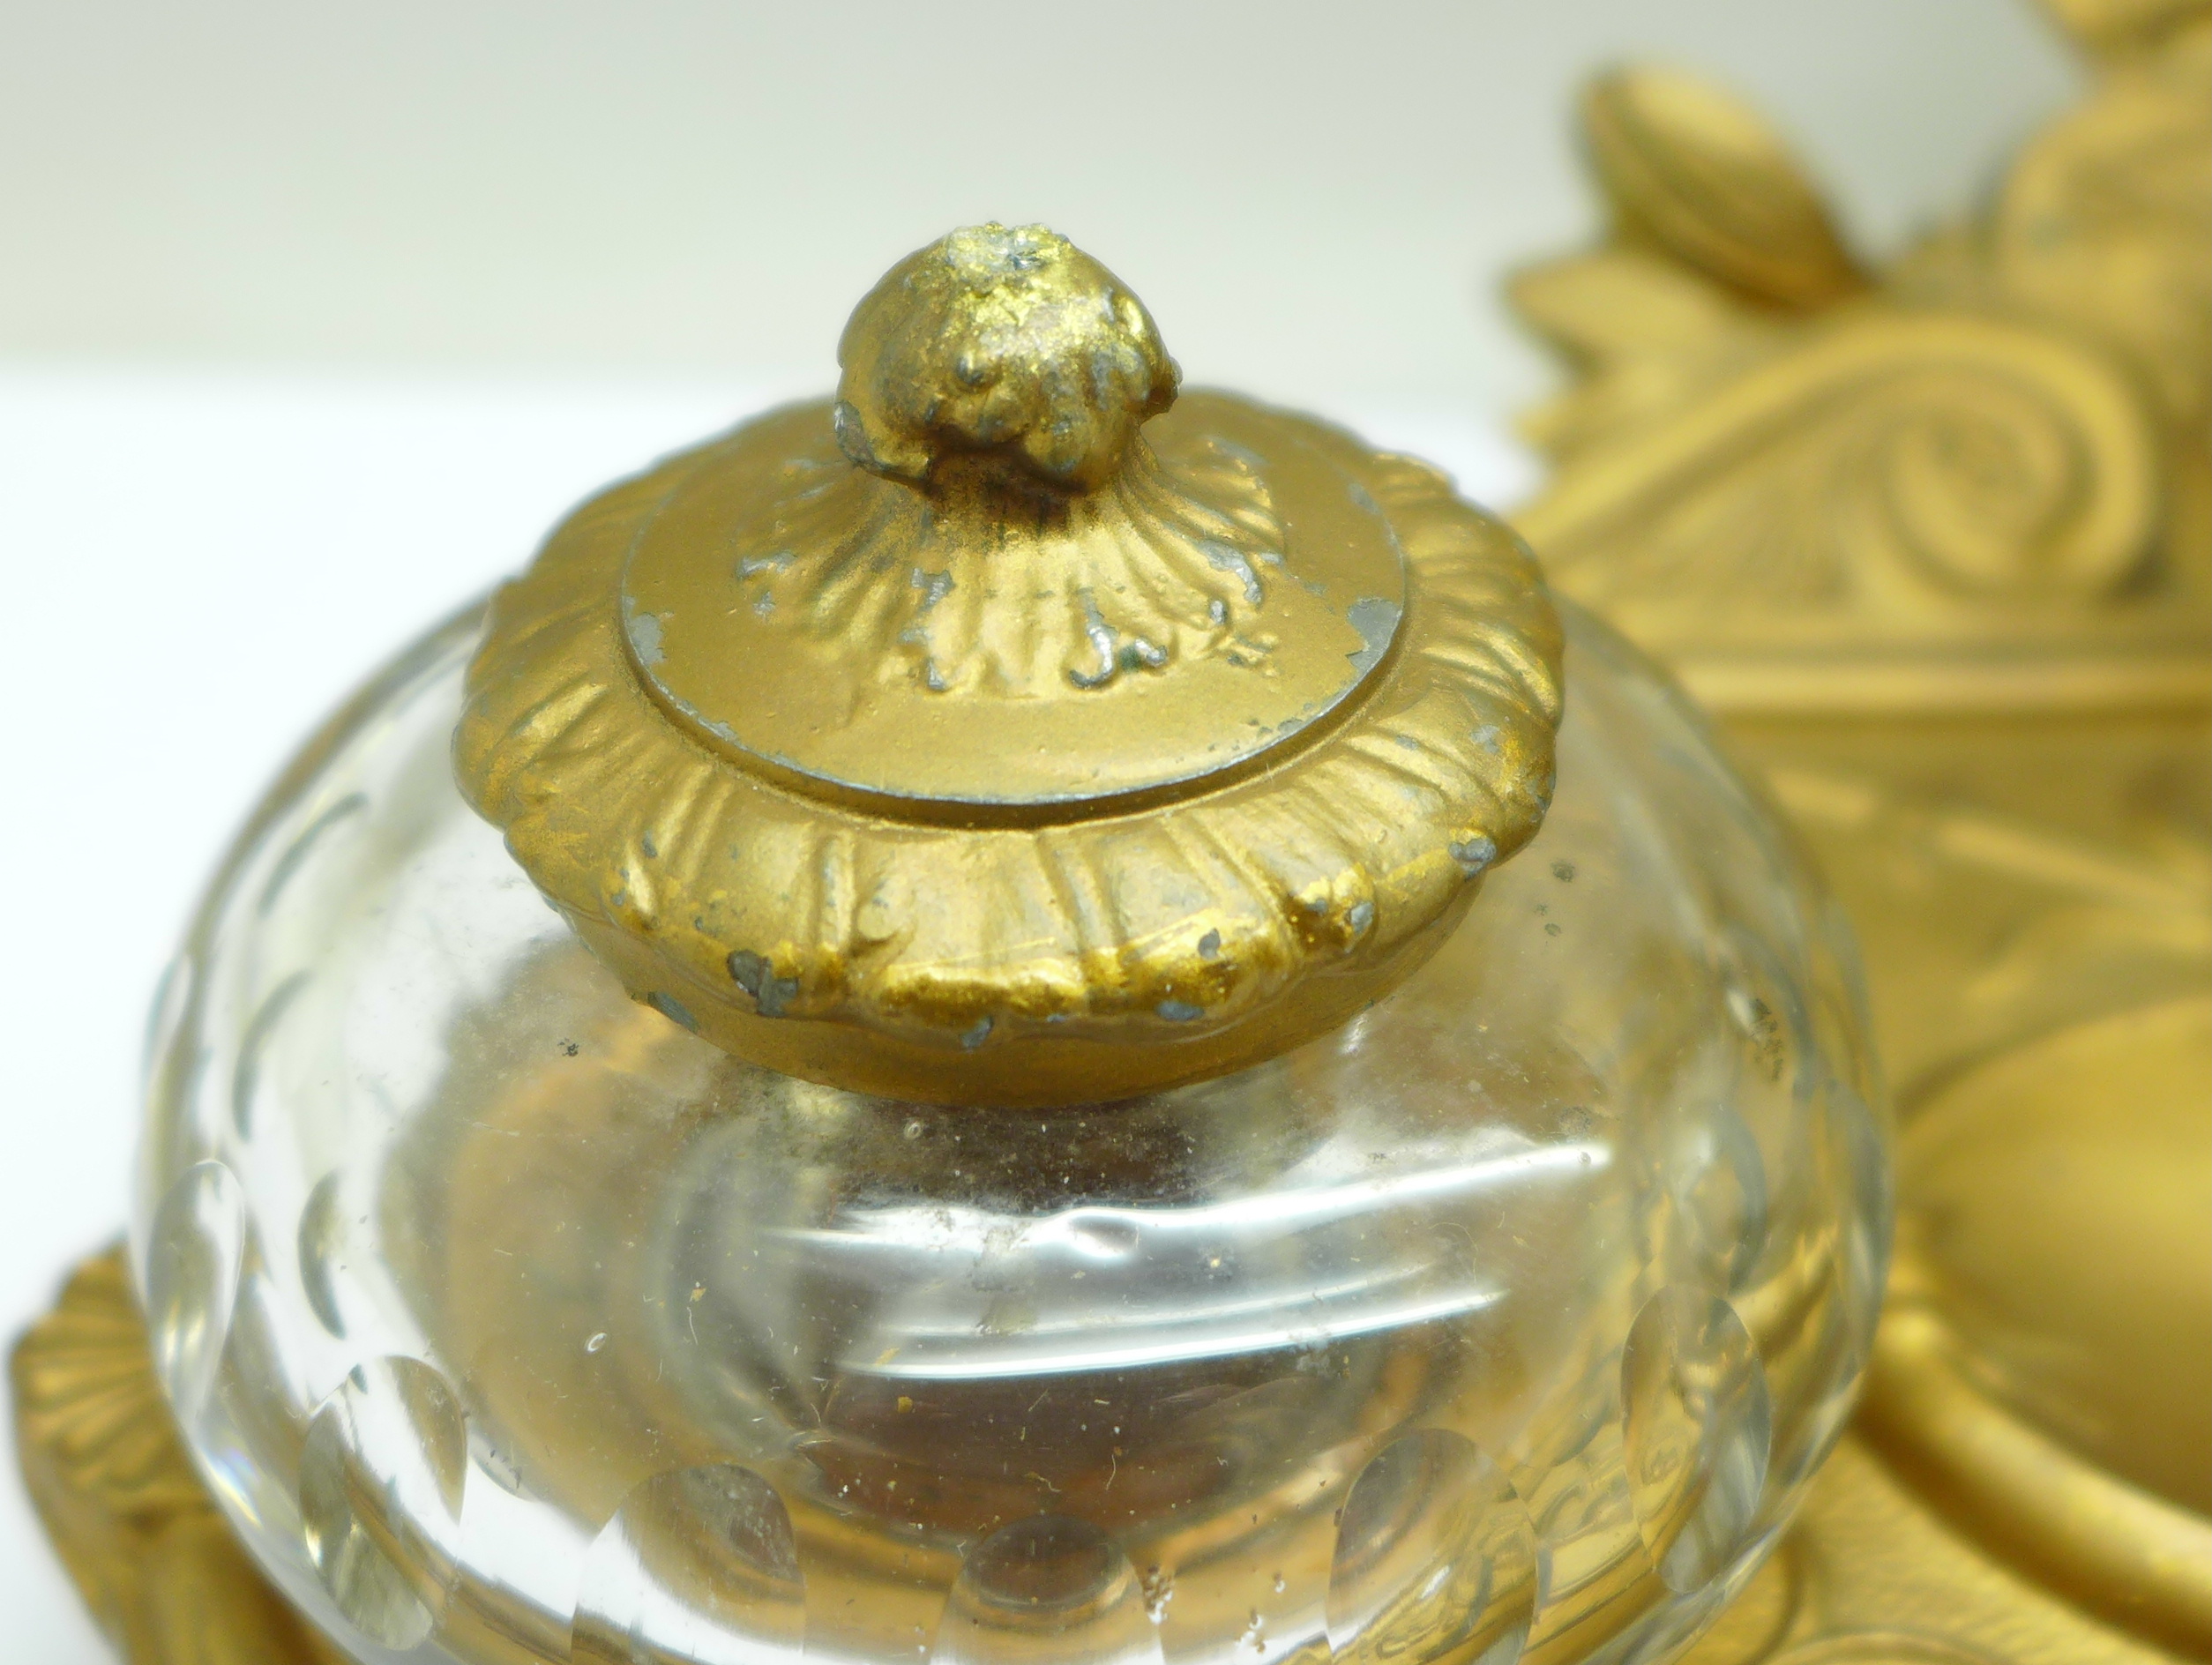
[131,225,1890,1663]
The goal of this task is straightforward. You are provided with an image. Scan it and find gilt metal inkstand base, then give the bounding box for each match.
[1505,0,2212,1657]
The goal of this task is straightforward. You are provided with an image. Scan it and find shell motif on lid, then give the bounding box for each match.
[456,225,1564,1106]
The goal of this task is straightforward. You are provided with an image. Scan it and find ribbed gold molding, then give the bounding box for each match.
[459,225,1564,1107]
[10,1248,342,1664]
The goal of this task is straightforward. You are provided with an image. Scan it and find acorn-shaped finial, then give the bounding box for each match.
[833,223,1181,492]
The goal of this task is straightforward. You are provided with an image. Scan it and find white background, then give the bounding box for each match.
[4,0,2075,410]
[0,1,2077,1655]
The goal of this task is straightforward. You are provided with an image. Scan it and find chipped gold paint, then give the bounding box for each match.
[619,399,1409,807]
[459,225,1563,1107]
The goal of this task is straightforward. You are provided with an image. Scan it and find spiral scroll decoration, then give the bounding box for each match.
[1522,310,2161,620]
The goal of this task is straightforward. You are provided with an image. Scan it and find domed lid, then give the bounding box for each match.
[456,225,1562,1105]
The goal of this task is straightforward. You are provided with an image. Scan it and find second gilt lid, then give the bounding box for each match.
[456,224,1563,1105]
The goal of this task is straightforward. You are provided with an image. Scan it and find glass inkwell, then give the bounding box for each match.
[131,226,1889,1663]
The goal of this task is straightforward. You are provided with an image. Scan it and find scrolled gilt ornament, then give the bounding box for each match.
[1512,19,2211,714]
[1520,310,2158,613]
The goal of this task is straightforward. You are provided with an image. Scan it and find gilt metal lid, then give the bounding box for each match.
[457,225,1563,1105]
